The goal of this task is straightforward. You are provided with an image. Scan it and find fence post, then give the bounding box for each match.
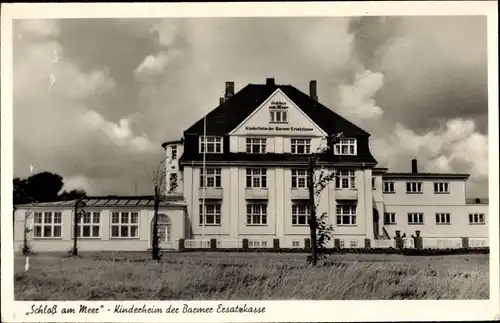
[242,238,249,251]
[462,237,469,249]
[210,238,217,250]
[273,238,280,250]
[178,238,185,251]
[304,238,311,250]
[395,230,403,250]
[364,238,371,249]
[414,230,423,249]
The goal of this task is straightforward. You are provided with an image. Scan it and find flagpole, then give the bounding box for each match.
[202,113,206,244]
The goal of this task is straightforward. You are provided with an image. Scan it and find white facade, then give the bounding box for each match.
[163,83,489,248]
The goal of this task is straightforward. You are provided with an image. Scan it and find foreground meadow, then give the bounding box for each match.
[14,252,489,300]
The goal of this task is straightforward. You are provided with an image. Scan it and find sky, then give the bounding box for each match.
[12,16,489,198]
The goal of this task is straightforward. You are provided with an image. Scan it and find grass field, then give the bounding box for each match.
[14,252,489,300]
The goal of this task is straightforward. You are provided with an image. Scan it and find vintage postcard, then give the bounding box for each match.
[1,1,499,322]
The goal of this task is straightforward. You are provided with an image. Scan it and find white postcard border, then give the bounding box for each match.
[1,1,499,322]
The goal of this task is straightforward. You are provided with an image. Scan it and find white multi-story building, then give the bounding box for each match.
[14,78,488,252]
[163,78,489,248]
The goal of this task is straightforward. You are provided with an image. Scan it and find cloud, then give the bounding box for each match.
[371,118,488,180]
[135,51,175,77]
[63,175,92,193]
[81,110,156,153]
[337,70,384,119]
[13,19,160,195]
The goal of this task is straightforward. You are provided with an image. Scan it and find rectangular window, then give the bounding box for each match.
[336,204,357,225]
[335,170,356,189]
[199,203,221,225]
[249,240,268,248]
[334,138,357,155]
[246,138,267,154]
[270,110,288,123]
[292,203,309,225]
[291,169,309,188]
[246,204,268,225]
[199,136,223,153]
[408,213,424,224]
[350,240,358,248]
[76,212,100,237]
[246,168,267,188]
[406,182,423,193]
[383,181,395,193]
[171,145,177,160]
[292,240,300,247]
[290,139,311,154]
[469,213,485,224]
[384,212,396,224]
[170,173,178,188]
[339,240,345,248]
[435,213,451,224]
[434,182,450,193]
[110,212,139,238]
[200,168,222,188]
[33,211,62,238]
[372,177,376,190]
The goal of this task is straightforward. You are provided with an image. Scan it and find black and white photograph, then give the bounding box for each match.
[1,2,498,322]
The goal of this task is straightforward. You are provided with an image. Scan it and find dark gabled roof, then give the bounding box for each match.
[184,83,370,137]
[14,195,186,209]
[382,172,470,180]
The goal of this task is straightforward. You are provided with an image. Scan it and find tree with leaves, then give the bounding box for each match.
[307,133,343,266]
[13,171,87,204]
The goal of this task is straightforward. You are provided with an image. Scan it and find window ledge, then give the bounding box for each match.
[469,223,485,225]
[199,224,222,227]
[32,237,63,240]
[109,237,140,239]
[434,192,450,194]
[384,223,397,225]
[408,223,425,225]
[436,223,452,225]
[406,192,423,194]
[246,224,268,227]
[383,191,396,194]
[72,237,102,240]
[291,224,309,227]
[336,224,358,227]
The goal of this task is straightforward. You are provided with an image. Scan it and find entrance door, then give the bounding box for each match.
[151,214,172,249]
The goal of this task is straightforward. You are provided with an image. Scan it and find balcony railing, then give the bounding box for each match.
[199,187,223,199]
[290,188,309,200]
[245,188,269,200]
[335,188,358,200]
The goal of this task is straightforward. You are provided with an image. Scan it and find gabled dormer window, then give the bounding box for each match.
[334,138,357,155]
[199,136,223,153]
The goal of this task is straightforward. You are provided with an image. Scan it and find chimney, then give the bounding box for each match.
[225,81,235,99]
[411,159,418,173]
[219,97,225,105]
[266,78,275,86]
[309,80,318,101]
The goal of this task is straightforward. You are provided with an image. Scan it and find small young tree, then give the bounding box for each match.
[307,133,343,266]
[151,157,179,261]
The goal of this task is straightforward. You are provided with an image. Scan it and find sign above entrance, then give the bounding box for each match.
[244,126,314,132]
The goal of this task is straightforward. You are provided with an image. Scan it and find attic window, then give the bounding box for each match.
[334,138,357,155]
[199,136,223,154]
[270,110,288,123]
